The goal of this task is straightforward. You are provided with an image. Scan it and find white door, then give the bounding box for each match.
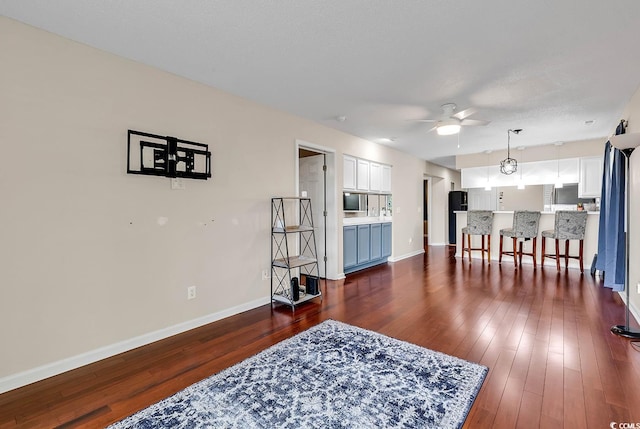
[299,154,326,277]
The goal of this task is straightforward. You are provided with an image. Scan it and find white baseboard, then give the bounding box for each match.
[0,296,271,395]
[388,249,425,263]
[617,291,640,326]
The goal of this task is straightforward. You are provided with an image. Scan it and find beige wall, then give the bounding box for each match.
[0,17,455,388]
[622,84,640,319]
[456,138,604,169]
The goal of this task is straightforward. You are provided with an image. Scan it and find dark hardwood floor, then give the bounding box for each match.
[2,246,640,428]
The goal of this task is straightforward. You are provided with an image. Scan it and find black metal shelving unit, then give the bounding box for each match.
[270,197,322,309]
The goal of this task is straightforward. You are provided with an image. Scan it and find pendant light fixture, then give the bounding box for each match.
[500,129,521,175]
[554,142,564,188]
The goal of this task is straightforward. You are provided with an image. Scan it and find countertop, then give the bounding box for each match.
[343,216,393,225]
[454,210,599,215]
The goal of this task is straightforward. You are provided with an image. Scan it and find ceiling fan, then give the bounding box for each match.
[416,103,490,135]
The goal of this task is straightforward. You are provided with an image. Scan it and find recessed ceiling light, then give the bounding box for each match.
[336,115,347,122]
[377,138,395,143]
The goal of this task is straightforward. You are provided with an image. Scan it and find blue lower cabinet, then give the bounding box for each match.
[370,223,382,260]
[344,222,392,274]
[357,224,371,264]
[382,222,392,257]
[343,226,358,269]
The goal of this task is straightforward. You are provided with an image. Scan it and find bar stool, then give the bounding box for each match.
[499,211,541,268]
[541,210,588,272]
[461,210,494,263]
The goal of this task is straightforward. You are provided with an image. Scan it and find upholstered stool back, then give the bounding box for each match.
[504,210,541,239]
[552,211,588,240]
[462,210,494,236]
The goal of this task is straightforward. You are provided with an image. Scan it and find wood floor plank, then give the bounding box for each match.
[1,247,640,428]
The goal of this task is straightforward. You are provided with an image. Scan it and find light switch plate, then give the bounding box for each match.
[171,178,185,190]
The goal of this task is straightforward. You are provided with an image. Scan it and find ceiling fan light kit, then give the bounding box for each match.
[500,129,522,175]
[418,103,490,136]
[436,122,461,136]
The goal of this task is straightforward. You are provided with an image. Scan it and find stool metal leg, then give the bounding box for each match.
[564,240,569,270]
[487,235,491,264]
[468,234,472,262]
[499,235,503,263]
[555,239,561,271]
[512,237,518,267]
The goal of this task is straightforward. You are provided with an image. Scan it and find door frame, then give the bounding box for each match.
[295,139,338,280]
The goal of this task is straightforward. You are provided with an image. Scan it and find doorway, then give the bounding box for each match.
[423,178,432,251]
[295,140,338,280]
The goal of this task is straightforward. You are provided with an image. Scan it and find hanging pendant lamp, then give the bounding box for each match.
[500,129,521,175]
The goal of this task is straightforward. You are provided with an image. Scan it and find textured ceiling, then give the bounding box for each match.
[2,0,640,169]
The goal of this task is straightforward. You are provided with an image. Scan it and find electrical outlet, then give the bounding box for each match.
[637,282,640,294]
[409,237,413,244]
[187,285,196,300]
[262,270,270,280]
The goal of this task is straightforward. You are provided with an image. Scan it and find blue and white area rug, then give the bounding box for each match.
[108,320,487,429]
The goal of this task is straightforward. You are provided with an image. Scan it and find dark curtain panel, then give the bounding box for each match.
[596,121,626,291]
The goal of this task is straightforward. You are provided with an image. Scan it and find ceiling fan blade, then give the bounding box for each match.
[426,125,438,133]
[460,119,490,127]
[453,107,477,120]
[412,119,438,123]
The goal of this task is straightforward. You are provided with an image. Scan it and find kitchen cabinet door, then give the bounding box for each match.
[343,226,358,269]
[370,223,382,260]
[578,156,603,198]
[343,156,357,190]
[357,224,371,264]
[356,159,370,191]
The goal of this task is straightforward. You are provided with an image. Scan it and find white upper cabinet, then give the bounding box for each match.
[343,155,391,193]
[356,159,370,191]
[343,156,357,190]
[578,156,603,198]
[369,162,382,192]
[381,165,391,193]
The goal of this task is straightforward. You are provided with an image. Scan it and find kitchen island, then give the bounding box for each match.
[454,211,599,270]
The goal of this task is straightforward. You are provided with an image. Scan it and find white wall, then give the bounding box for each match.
[621,84,640,320]
[497,185,545,211]
[0,17,435,390]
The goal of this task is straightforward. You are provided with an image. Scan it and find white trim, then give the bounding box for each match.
[428,242,447,246]
[0,296,270,394]
[294,139,339,280]
[295,139,337,154]
[387,249,425,262]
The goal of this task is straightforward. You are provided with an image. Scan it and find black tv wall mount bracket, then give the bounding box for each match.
[127,129,211,180]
